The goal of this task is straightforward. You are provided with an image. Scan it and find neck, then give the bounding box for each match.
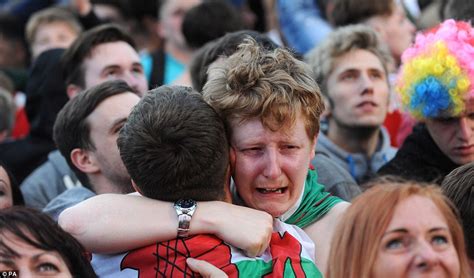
[165,41,192,64]
[88,174,131,195]
[391,55,400,71]
[327,119,381,157]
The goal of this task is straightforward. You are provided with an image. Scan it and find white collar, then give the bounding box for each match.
[279,181,305,221]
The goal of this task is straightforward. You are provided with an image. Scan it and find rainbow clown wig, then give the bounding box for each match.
[397,19,474,120]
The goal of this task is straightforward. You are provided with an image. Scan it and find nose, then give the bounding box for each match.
[123,74,139,91]
[360,73,374,95]
[121,71,144,95]
[263,149,282,179]
[398,6,416,36]
[457,116,474,141]
[407,19,416,35]
[17,267,33,278]
[413,241,440,271]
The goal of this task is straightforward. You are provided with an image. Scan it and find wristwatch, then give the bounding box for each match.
[174,199,197,238]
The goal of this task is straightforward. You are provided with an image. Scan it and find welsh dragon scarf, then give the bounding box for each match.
[285,169,342,228]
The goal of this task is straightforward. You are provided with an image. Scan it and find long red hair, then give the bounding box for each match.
[327,178,471,278]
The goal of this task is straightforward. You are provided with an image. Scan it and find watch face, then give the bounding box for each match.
[176,199,196,209]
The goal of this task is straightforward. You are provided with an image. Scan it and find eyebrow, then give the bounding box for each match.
[337,68,359,75]
[0,250,19,259]
[383,228,408,236]
[31,251,61,262]
[338,67,384,74]
[0,259,15,268]
[100,65,121,74]
[428,227,449,233]
[383,226,449,236]
[132,62,143,68]
[1,250,60,263]
[101,62,143,73]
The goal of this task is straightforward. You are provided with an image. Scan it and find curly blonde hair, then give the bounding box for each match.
[203,38,324,139]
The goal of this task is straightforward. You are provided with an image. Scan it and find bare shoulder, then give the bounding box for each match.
[305,201,350,235]
[303,201,350,273]
[321,201,350,226]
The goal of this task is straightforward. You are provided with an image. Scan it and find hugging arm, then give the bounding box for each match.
[59,194,273,256]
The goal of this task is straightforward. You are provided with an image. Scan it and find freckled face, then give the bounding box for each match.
[229,114,316,217]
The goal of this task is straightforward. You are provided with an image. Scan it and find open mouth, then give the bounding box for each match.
[256,187,287,194]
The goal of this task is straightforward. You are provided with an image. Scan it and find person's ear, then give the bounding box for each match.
[131,180,143,195]
[229,146,236,172]
[322,96,332,118]
[310,134,318,161]
[70,148,100,174]
[366,18,388,40]
[66,84,83,99]
[156,21,165,38]
[0,130,7,142]
[223,165,232,203]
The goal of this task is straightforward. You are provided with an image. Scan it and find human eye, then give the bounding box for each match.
[467,113,474,120]
[132,65,144,74]
[242,147,263,156]
[0,182,7,196]
[37,262,60,273]
[341,72,357,81]
[57,33,70,42]
[431,235,449,246]
[384,235,410,251]
[280,144,299,153]
[386,238,404,250]
[370,70,384,80]
[104,68,119,78]
[282,144,297,149]
[36,38,48,45]
[435,117,456,124]
[172,8,186,17]
[112,124,124,134]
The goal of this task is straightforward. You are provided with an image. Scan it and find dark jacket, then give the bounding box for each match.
[316,127,397,184]
[311,154,361,201]
[0,48,68,183]
[21,150,82,209]
[377,123,459,184]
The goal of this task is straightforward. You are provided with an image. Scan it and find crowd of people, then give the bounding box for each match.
[0,0,473,277]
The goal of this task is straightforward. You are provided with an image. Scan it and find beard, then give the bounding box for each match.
[331,116,381,140]
[100,158,134,194]
[107,172,134,194]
